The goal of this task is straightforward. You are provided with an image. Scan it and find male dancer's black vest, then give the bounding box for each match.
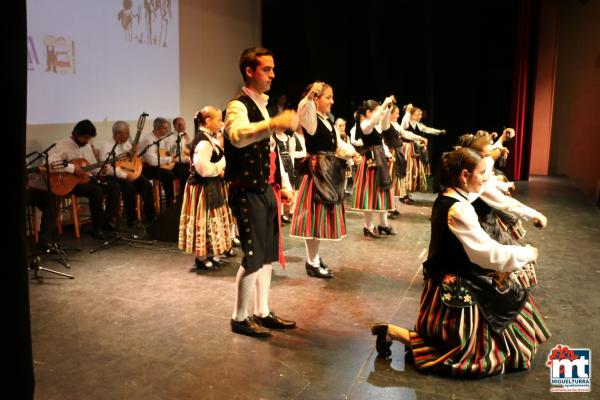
[224,93,280,191]
[304,115,337,154]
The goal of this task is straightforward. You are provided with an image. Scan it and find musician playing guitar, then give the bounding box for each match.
[47,119,121,240]
[99,120,156,228]
[139,117,179,206]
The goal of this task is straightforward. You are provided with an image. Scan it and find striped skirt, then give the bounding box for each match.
[178,182,232,257]
[351,156,394,211]
[409,279,550,377]
[403,142,428,193]
[290,174,347,240]
[389,154,407,198]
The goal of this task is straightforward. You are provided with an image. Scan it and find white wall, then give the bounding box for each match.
[26,0,261,153]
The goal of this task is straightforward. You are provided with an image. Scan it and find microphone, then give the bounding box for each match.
[141,112,149,117]
[26,150,39,158]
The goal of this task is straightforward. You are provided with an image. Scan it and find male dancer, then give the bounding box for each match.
[224,47,299,337]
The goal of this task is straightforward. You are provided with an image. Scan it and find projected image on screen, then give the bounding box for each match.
[27,0,180,125]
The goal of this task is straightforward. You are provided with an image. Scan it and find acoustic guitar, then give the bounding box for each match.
[114,112,147,180]
[158,148,175,170]
[49,158,105,196]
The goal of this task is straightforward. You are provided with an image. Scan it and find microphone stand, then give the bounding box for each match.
[26,145,74,279]
[90,142,153,253]
[139,131,175,215]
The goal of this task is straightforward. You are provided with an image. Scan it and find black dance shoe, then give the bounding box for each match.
[222,248,237,258]
[195,258,214,270]
[371,323,392,358]
[281,215,291,224]
[377,225,396,235]
[231,317,271,337]
[254,312,297,329]
[208,256,221,268]
[305,262,334,279]
[363,227,381,238]
[401,195,414,205]
[388,210,400,219]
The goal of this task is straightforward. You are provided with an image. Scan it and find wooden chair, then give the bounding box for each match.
[56,194,92,239]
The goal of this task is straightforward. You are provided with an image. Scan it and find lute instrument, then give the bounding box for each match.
[114,112,148,180]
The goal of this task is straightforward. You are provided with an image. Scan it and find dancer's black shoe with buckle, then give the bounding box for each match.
[401,195,414,205]
[231,317,271,337]
[363,227,381,238]
[195,257,214,271]
[208,256,221,268]
[371,323,392,358]
[254,312,296,329]
[388,209,400,219]
[377,225,396,235]
[305,261,334,279]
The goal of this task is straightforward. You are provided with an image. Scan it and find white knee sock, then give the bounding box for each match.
[364,211,374,230]
[305,238,320,266]
[379,211,389,227]
[232,265,258,321]
[254,264,272,318]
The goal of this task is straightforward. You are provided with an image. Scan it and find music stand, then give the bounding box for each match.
[25,148,74,279]
[89,142,154,254]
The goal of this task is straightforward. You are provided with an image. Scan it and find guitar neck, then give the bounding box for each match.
[132,128,143,148]
[82,161,105,171]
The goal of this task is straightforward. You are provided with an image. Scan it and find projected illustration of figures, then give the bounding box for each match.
[118,0,172,47]
[27,0,180,124]
[43,36,75,74]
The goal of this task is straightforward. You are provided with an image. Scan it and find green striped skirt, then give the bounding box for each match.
[409,278,550,377]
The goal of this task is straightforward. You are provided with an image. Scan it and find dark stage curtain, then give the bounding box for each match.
[5,1,35,398]
[508,0,539,181]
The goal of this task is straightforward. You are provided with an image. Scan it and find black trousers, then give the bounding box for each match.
[229,185,279,273]
[27,188,56,244]
[143,163,190,206]
[105,175,155,224]
[71,179,121,229]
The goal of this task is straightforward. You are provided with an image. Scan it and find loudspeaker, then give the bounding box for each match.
[147,196,183,242]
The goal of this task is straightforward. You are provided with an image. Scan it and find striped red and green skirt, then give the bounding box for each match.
[389,151,407,198]
[290,175,347,240]
[403,142,428,193]
[351,156,394,211]
[178,182,232,257]
[409,278,550,377]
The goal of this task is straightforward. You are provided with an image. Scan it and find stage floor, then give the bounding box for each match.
[29,176,599,399]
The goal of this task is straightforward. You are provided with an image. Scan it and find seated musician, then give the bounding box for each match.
[99,121,156,228]
[139,117,179,206]
[171,116,192,187]
[26,166,58,251]
[47,119,121,240]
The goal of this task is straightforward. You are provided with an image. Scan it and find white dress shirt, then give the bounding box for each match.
[138,131,174,166]
[193,130,225,177]
[48,137,99,175]
[99,139,133,179]
[400,111,443,135]
[444,187,536,272]
[391,121,423,143]
[224,86,273,148]
[297,98,355,160]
